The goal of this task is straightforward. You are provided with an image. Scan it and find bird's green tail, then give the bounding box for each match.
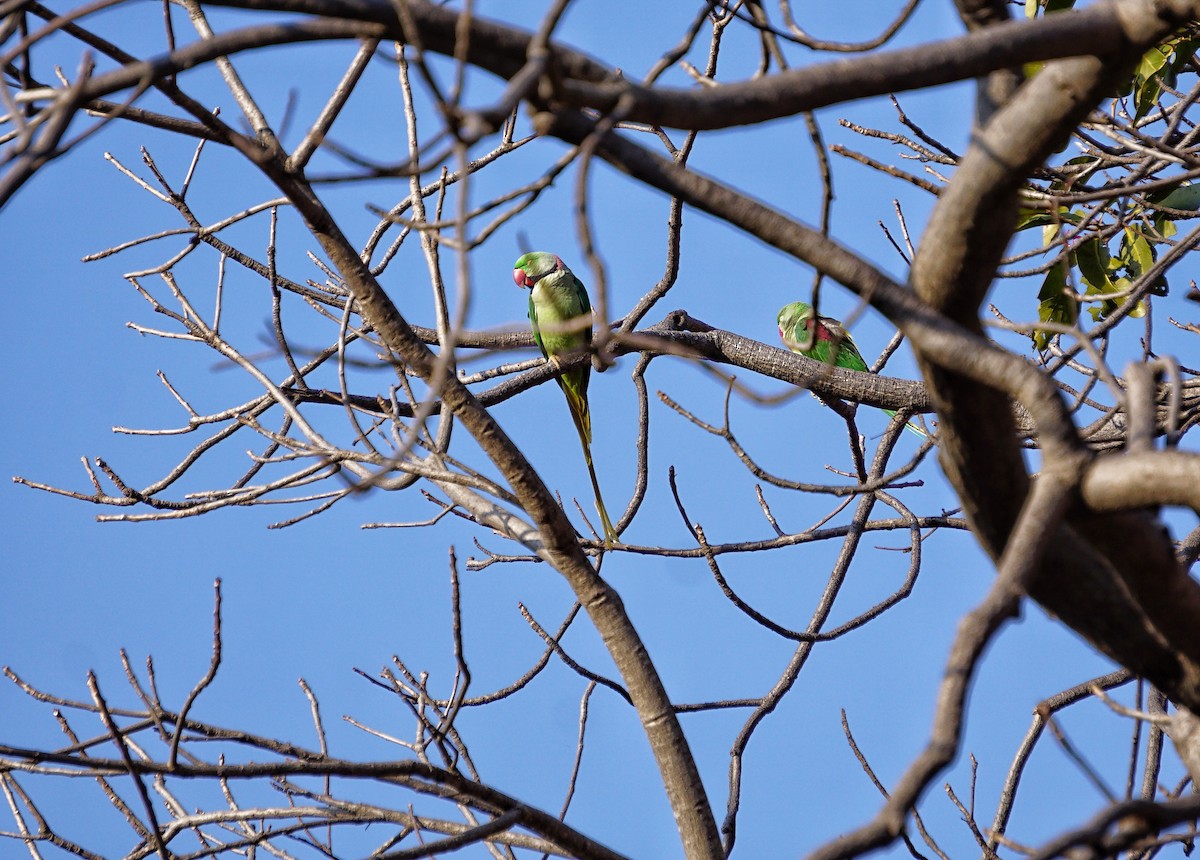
[583,449,619,546]
[561,389,618,545]
[883,409,928,439]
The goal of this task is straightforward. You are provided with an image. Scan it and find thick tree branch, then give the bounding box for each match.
[1082,450,1200,514]
[908,0,1200,718]
[193,0,1189,131]
[296,313,1195,448]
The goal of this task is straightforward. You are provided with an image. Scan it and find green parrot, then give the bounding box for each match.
[513,251,619,544]
[777,301,926,437]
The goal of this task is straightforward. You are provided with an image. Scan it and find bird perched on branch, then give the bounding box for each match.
[777,301,925,437]
[513,251,619,544]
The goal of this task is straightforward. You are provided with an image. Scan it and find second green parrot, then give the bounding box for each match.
[513,251,619,544]
[777,301,925,437]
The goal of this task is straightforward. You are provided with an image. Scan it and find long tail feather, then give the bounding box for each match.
[563,389,618,545]
[584,452,619,545]
[883,408,928,438]
[562,384,592,447]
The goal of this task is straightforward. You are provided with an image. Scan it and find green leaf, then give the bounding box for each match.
[1149,210,1178,243]
[1135,43,1173,81]
[1034,264,1077,350]
[1152,181,1200,212]
[1122,226,1170,297]
[1121,227,1154,277]
[1167,37,1200,81]
[1077,240,1145,321]
[1118,37,1185,104]
[1075,238,1113,293]
[1134,75,1164,120]
[1014,206,1080,235]
[1014,208,1054,231]
[1129,37,1199,119]
[1086,276,1144,321]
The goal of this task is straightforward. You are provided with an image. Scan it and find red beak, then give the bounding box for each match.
[513,268,530,288]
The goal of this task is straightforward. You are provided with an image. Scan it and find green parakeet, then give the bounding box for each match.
[513,252,619,544]
[777,301,926,437]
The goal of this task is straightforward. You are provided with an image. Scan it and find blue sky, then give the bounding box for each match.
[2,1,1192,857]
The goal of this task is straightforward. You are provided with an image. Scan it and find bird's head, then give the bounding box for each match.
[513,252,564,289]
[777,301,814,341]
